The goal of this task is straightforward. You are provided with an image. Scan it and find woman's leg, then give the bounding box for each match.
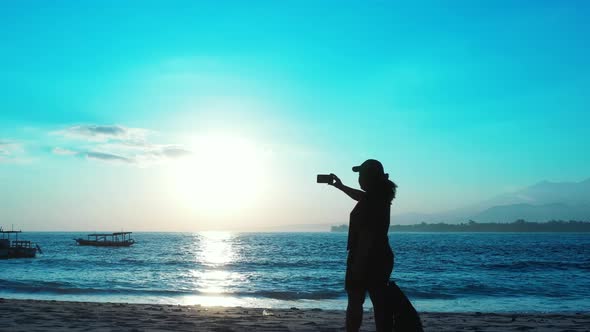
[369,285,393,332]
[346,288,366,332]
[368,250,394,332]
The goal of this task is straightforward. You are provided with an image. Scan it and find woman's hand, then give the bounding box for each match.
[329,173,343,188]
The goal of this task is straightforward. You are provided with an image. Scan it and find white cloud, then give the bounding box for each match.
[0,139,25,163]
[85,152,134,164]
[150,145,192,159]
[52,125,150,143]
[0,140,22,155]
[52,147,78,155]
[51,125,191,167]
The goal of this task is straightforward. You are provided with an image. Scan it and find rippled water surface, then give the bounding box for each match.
[1,232,589,312]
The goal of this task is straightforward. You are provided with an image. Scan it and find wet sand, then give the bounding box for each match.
[1,298,588,331]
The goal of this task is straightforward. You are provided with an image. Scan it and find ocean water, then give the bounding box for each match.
[1,232,589,313]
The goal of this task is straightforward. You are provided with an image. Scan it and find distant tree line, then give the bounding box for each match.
[330,219,590,232]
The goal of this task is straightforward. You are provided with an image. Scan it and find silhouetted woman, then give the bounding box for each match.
[329,159,396,332]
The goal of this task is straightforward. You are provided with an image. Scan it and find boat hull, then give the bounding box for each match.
[1,231,38,259]
[0,247,36,259]
[75,239,135,247]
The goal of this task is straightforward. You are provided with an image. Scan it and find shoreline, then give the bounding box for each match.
[1,298,589,331]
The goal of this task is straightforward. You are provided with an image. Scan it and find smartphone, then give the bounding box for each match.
[317,174,332,184]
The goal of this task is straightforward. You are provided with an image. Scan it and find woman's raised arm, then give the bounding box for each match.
[329,173,366,201]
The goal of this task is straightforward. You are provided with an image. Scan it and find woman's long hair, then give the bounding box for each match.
[383,174,398,202]
[364,172,397,203]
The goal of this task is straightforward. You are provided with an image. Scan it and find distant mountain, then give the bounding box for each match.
[247,223,335,232]
[391,212,436,225]
[475,178,590,208]
[332,220,590,232]
[471,202,590,223]
[393,178,590,224]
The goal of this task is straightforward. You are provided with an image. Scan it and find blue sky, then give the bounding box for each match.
[1,1,589,231]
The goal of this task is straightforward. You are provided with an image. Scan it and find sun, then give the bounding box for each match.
[165,133,269,220]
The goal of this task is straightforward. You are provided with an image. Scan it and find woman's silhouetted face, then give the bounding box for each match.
[358,171,377,192]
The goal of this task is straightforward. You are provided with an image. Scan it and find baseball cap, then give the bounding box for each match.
[352,159,384,175]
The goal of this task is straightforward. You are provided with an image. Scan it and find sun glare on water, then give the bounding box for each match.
[166,133,269,221]
[181,232,247,307]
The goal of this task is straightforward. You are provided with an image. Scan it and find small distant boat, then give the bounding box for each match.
[75,232,135,247]
[0,227,40,259]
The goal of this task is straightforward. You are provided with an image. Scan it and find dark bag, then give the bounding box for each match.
[387,282,424,332]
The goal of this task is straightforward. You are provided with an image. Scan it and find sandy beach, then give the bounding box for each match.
[0,298,588,331]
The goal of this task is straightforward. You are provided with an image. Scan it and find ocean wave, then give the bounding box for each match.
[0,279,341,300]
[3,232,590,312]
[482,261,590,272]
[236,290,344,300]
[0,279,182,297]
[403,289,458,300]
[226,261,340,269]
[0,279,468,302]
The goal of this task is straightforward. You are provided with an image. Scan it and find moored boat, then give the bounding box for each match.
[0,227,40,259]
[75,232,135,247]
